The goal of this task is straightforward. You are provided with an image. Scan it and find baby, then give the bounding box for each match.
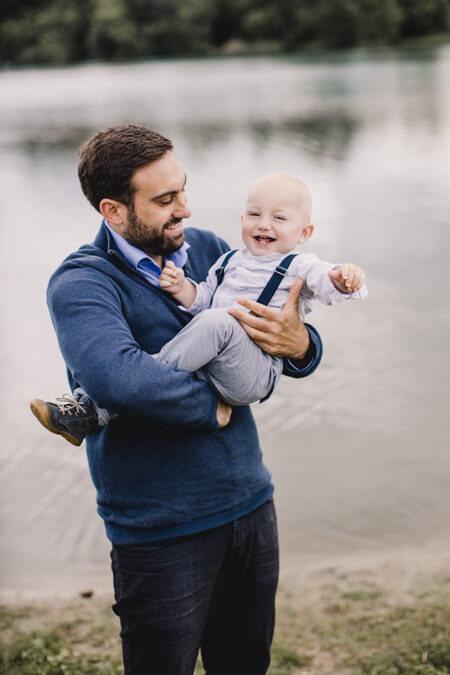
[30,172,367,445]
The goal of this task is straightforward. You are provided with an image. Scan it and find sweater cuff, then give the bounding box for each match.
[282,323,323,379]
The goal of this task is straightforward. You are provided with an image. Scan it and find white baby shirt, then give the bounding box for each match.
[186,248,367,320]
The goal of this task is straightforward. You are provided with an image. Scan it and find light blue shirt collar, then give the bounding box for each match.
[104,220,190,287]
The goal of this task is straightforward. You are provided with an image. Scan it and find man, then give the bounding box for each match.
[39,124,322,674]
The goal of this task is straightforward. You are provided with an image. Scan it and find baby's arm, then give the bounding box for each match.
[328,263,365,294]
[159,260,197,307]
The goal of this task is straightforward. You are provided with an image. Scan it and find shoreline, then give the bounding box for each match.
[1,538,449,603]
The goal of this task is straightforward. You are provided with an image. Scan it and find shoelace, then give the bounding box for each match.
[55,394,86,416]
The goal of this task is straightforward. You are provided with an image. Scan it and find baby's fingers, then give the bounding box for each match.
[343,264,356,289]
[159,273,175,288]
[161,266,178,280]
[351,268,365,290]
[328,267,343,281]
[159,270,176,288]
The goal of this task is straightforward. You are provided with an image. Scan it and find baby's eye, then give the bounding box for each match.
[247,212,259,217]
[275,215,286,221]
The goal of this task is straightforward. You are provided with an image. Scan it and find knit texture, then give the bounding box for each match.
[48,225,279,544]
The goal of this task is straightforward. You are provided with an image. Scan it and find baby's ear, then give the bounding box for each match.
[299,224,314,244]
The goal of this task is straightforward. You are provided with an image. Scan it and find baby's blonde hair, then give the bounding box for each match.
[248,172,312,224]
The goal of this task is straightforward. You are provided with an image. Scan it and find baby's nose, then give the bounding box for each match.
[258,219,270,230]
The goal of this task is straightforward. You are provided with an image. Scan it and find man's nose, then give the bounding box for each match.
[174,193,191,219]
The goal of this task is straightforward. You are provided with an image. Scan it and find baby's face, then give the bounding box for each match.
[241,173,313,256]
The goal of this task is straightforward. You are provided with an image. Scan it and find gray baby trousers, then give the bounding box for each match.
[156,308,283,406]
[82,308,283,425]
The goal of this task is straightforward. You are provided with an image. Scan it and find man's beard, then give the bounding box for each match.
[124,206,185,256]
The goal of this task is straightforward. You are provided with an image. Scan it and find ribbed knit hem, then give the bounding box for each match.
[103,485,274,546]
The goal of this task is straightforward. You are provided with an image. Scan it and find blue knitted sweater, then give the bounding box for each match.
[47,224,322,545]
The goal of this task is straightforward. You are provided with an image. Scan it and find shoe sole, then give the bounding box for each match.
[30,399,83,447]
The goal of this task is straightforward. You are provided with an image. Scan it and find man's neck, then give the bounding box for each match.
[145,251,163,268]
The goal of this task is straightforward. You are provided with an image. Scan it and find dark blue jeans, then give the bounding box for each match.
[111,499,279,675]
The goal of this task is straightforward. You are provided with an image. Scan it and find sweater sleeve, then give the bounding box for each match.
[282,323,323,378]
[47,268,219,430]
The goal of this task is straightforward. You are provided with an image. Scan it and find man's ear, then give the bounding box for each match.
[99,198,128,235]
[299,224,314,244]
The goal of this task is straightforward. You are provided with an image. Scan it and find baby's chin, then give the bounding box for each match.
[247,239,295,256]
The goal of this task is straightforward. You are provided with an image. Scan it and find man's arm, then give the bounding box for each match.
[48,268,221,430]
[227,279,322,378]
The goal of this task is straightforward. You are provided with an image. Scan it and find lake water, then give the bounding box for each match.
[1,47,449,596]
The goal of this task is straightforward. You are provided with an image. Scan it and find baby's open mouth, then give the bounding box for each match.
[254,236,275,243]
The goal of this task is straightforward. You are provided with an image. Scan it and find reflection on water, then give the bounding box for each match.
[1,47,450,594]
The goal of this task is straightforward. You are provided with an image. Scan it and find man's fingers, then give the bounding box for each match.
[230,296,280,320]
[227,314,280,348]
[283,278,304,310]
[227,307,274,333]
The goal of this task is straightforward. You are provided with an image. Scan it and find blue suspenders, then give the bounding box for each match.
[209,249,239,307]
[256,253,298,305]
[211,250,298,307]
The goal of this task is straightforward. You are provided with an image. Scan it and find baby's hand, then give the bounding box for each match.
[159,260,186,295]
[329,263,366,293]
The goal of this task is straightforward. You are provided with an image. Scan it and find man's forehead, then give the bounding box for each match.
[132,153,186,194]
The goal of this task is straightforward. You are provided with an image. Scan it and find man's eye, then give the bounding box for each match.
[159,197,173,205]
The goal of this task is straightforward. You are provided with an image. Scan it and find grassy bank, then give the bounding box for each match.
[1,551,449,674]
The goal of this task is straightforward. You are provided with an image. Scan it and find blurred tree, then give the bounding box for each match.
[240,5,283,41]
[318,0,360,48]
[398,0,449,37]
[284,1,321,49]
[0,0,91,64]
[1,0,450,65]
[175,0,216,53]
[210,0,254,46]
[87,0,140,60]
[359,0,403,44]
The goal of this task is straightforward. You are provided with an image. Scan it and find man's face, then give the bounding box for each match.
[123,152,191,257]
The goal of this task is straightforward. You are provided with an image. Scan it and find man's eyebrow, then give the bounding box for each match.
[152,174,187,202]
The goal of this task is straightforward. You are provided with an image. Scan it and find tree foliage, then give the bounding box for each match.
[0,0,449,65]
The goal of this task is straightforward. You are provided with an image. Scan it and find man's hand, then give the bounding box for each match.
[227,279,309,359]
[328,263,365,293]
[216,398,232,428]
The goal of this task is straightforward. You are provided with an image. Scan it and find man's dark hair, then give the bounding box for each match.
[78,124,173,212]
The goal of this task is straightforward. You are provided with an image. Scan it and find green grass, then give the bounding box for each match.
[1,568,449,674]
[0,630,123,674]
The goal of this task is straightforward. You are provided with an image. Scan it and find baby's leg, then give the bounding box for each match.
[73,387,116,427]
[155,308,283,406]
